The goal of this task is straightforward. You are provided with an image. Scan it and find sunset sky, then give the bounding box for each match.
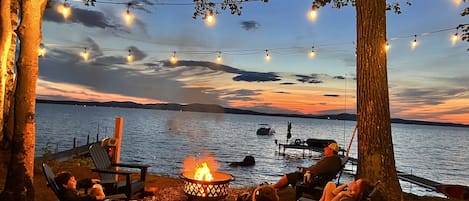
[39,0,469,125]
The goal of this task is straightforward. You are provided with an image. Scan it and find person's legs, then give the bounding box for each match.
[272,175,289,189]
[272,172,301,189]
[319,182,337,201]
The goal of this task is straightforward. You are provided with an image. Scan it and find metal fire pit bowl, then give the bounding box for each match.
[181,171,234,201]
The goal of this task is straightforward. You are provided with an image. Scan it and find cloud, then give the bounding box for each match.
[240,20,260,31]
[324,94,340,97]
[222,89,261,101]
[233,72,281,82]
[38,47,223,105]
[162,60,281,82]
[393,87,466,105]
[295,74,323,84]
[43,6,118,29]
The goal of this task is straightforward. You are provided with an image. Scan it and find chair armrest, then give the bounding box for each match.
[110,163,149,181]
[111,163,150,169]
[91,168,132,176]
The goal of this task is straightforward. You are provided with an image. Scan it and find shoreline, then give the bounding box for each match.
[27,157,460,201]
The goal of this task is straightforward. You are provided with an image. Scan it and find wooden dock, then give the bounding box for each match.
[397,171,441,191]
[36,142,100,162]
[277,143,445,192]
[278,143,323,157]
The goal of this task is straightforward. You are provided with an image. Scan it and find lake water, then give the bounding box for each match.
[35,103,469,197]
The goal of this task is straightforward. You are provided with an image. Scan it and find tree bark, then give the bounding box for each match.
[0,0,47,200]
[355,0,402,200]
[0,0,12,143]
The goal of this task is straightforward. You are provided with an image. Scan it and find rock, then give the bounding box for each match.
[229,156,255,167]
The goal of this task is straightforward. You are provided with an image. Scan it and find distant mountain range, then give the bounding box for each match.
[36,99,469,128]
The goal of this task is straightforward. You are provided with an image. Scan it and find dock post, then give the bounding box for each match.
[96,133,99,143]
[113,117,124,181]
[73,137,76,149]
[87,135,90,144]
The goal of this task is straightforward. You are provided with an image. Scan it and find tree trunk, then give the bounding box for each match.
[0,0,47,200]
[3,0,19,151]
[0,0,12,142]
[355,0,402,200]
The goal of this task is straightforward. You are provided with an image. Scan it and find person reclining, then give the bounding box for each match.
[319,178,373,201]
[54,171,105,201]
[272,143,342,189]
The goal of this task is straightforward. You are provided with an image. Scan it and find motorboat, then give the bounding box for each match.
[256,124,275,135]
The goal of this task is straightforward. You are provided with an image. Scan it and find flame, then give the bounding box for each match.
[183,152,220,181]
[194,162,213,181]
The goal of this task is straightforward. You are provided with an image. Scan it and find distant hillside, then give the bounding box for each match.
[36,99,469,128]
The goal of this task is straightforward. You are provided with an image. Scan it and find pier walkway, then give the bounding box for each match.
[277,143,444,192]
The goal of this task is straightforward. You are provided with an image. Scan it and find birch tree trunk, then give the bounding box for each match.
[0,0,47,200]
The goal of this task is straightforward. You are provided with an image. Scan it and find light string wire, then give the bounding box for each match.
[41,23,467,60]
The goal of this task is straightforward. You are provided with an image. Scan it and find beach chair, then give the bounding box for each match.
[42,163,126,201]
[295,156,349,200]
[297,180,380,201]
[88,144,149,200]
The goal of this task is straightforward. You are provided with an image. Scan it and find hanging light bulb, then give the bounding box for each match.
[57,0,71,19]
[385,40,390,52]
[205,10,216,26]
[308,46,316,58]
[38,47,46,57]
[264,49,271,62]
[81,48,89,61]
[170,51,177,64]
[127,49,133,63]
[123,4,134,25]
[216,51,222,63]
[411,35,418,49]
[451,27,459,45]
[308,4,318,21]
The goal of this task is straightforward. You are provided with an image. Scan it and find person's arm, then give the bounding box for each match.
[60,189,99,201]
[76,178,93,189]
[306,158,327,174]
[331,183,348,195]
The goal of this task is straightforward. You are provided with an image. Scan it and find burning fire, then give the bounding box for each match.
[183,152,220,181]
[194,162,213,181]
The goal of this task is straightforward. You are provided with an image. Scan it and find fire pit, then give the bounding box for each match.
[181,171,234,201]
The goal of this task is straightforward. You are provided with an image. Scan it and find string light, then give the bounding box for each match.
[411,34,418,49]
[385,39,390,52]
[264,49,271,61]
[123,3,134,25]
[57,0,71,19]
[216,51,222,63]
[308,4,318,21]
[81,48,89,61]
[41,23,466,61]
[205,10,216,26]
[127,49,133,63]
[451,28,459,45]
[308,46,316,58]
[170,51,177,64]
[38,46,46,57]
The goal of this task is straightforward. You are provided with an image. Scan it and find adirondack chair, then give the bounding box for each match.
[88,144,149,200]
[295,156,349,200]
[42,163,126,201]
